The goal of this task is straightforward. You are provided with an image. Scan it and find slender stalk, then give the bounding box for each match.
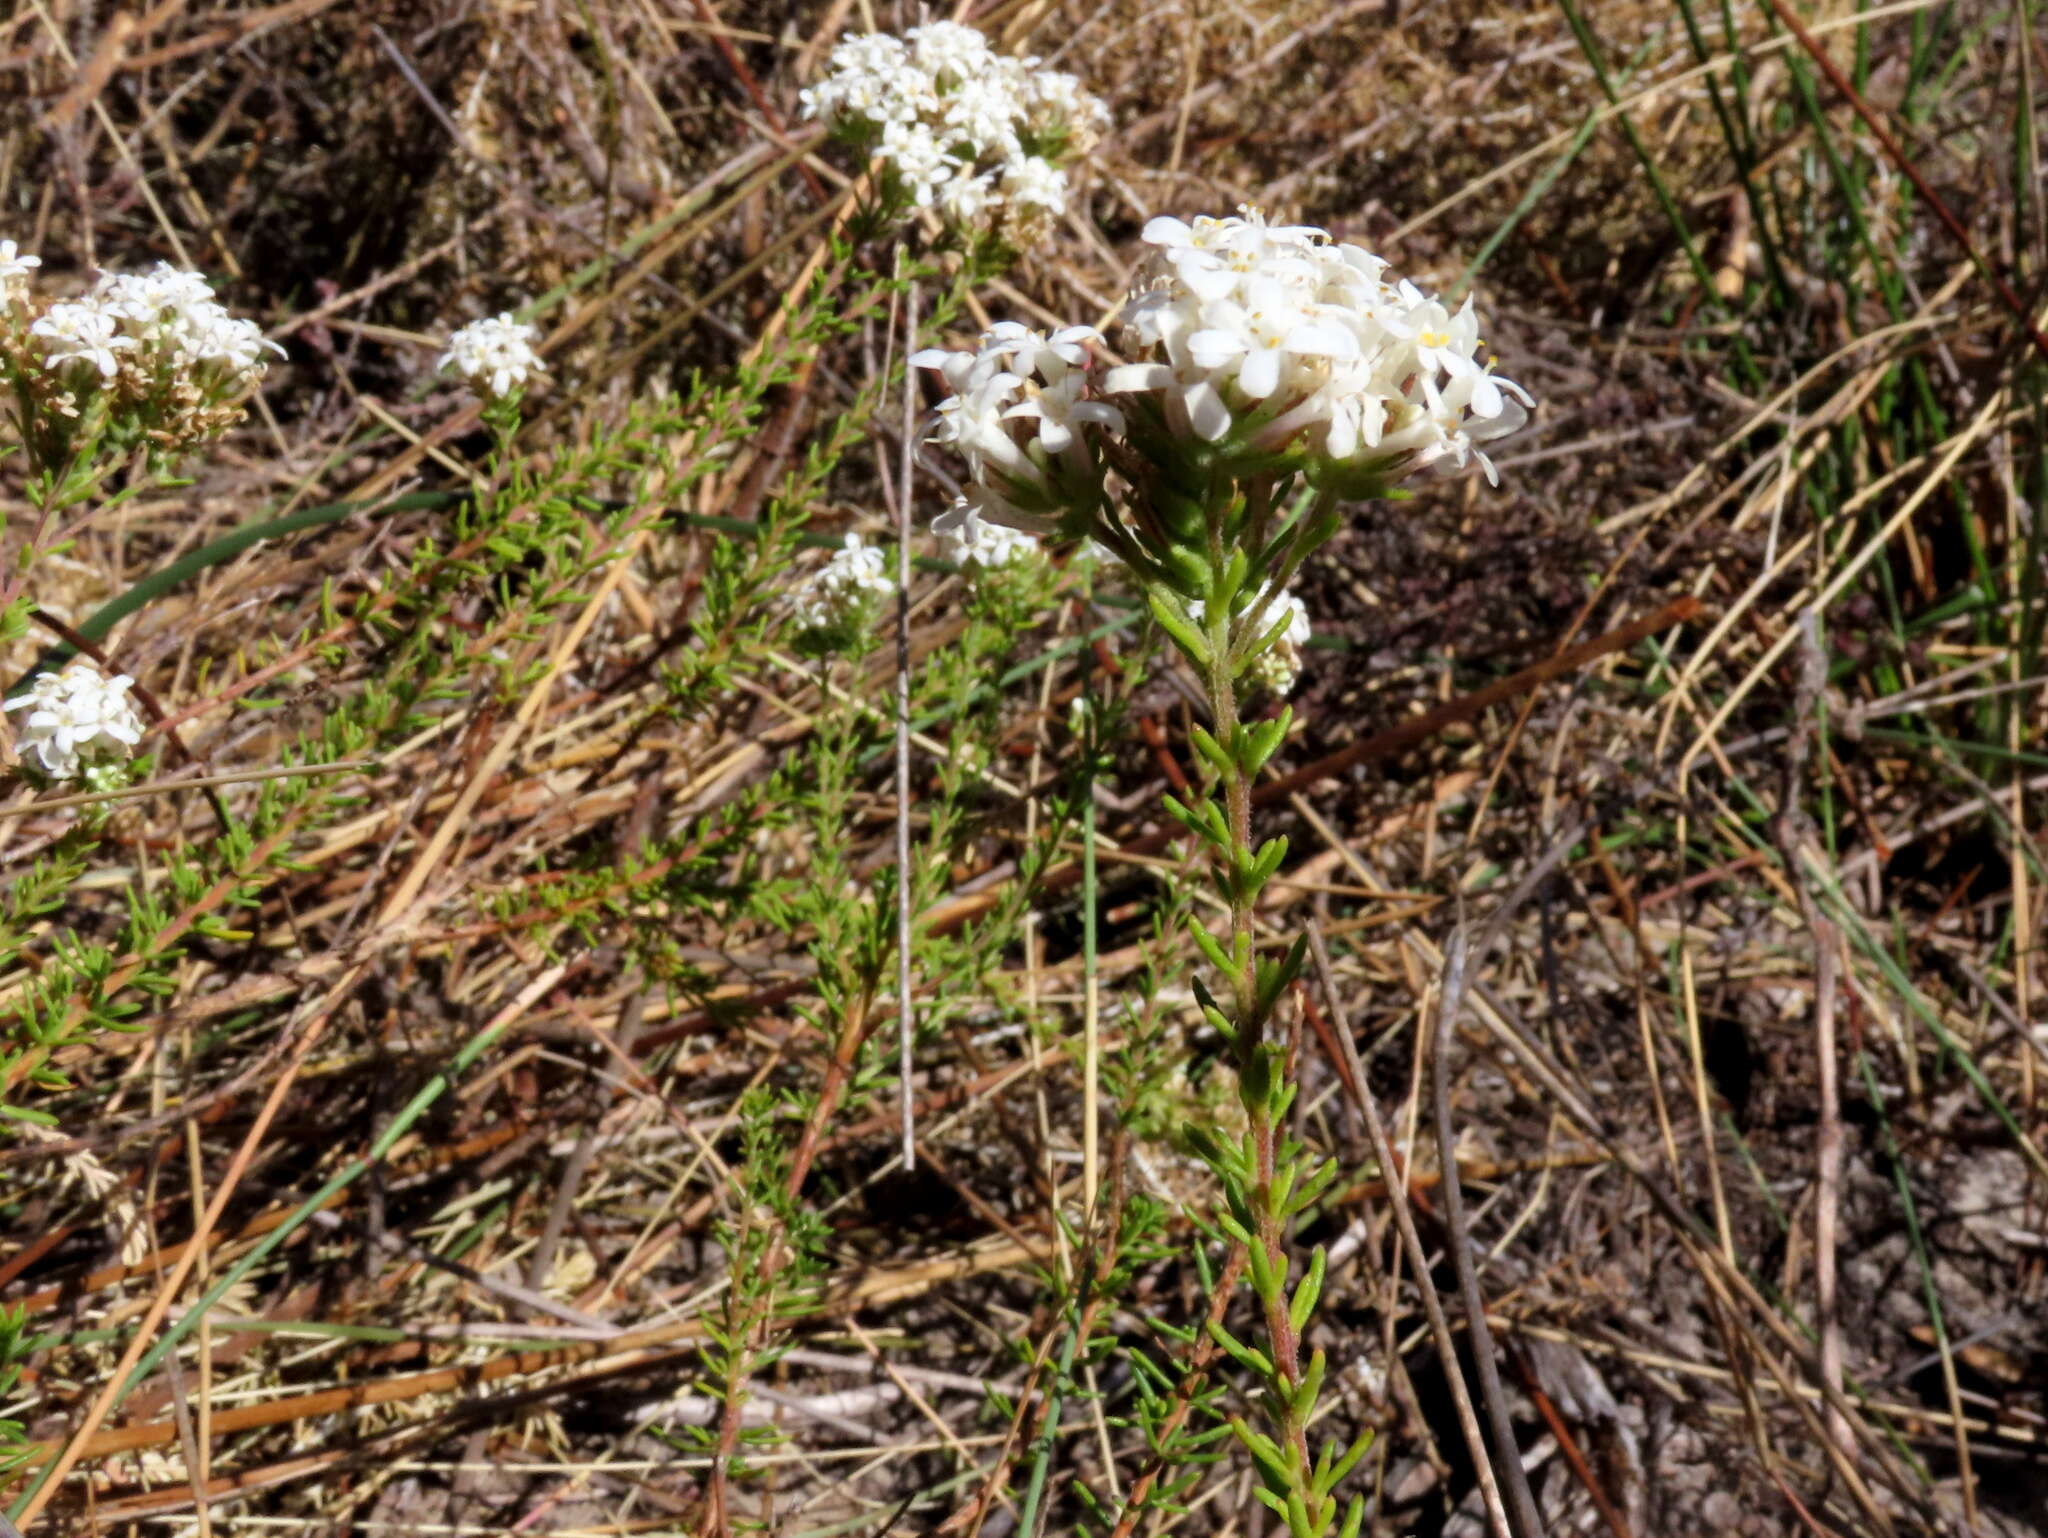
[1202,641,1311,1478]
[1174,501,1364,1537]
[1014,1312,1079,1538]
[1304,922,1512,1538]
[1433,932,1545,1538]
[895,276,919,1172]
[1081,721,1101,1227]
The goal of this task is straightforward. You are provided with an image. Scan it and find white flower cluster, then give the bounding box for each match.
[1192,587,1312,693]
[0,239,40,303]
[800,22,1106,239]
[0,246,282,452]
[29,262,281,391]
[911,214,1533,700]
[5,663,146,782]
[941,498,1041,571]
[793,532,894,637]
[439,312,546,400]
[915,320,1124,537]
[913,211,1535,537]
[1111,211,1532,483]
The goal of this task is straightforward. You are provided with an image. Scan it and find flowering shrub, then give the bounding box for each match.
[914,209,1533,1538]
[0,177,1532,1536]
[800,22,1106,244]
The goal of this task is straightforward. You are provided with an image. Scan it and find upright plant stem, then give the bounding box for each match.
[1199,587,1318,1503]
[895,276,919,1171]
[1081,717,1101,1228]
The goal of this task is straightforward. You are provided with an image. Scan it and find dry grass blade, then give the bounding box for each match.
[3,1,2043,1533]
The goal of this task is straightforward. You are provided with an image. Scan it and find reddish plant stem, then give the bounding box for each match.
[1103,1245,1249,1538]
[1205,583,1315,1486]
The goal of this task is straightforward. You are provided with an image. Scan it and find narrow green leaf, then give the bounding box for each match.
[1189,920,1233,978]
[1206,1321,1274,1379]
[1328,1427,1375,1490]
[1189,723,1232,777]
[1290,1248,1327,1334]
[1147,589,1212,666]
[1291,1348,1326,1419]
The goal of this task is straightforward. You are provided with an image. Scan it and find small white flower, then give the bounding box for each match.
[999,155,1067,217]
[1003,370,1124,456]
[1022,70,1107,132]
[5,663,146,782]
[175,308,286,375]
[793,532,895,636]
[941,76,1022,156]
[908,20,994,86]
[879,120,960,206]
[1246,589,1312,693]
[1189,585,1312,693]
[979,321,1098,381]
[1401,289,1485,384]
[941,498,1041,570]
[438,312,545,399]
[936,171,999,231]
[0,239,40,301]
[31,300,136,379]
[829,31,910,78]
[93,262,220,332]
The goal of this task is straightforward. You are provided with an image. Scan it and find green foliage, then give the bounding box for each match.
[662,1085,831,1477]
[0,141,1357,1532]
[0,318,813,1124]
[0,1305,32,1478]
[1106,463,1364,1532]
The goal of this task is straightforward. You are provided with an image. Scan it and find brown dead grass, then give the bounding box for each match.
[2,0,2046,1533]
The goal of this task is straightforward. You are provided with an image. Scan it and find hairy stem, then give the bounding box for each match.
[1202,586,1316,1501]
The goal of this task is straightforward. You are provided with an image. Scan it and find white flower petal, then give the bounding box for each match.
[1186,328,1248,370]
[1237,346,1282,399]
[1183,380,1232,440]
[1103,362,1172,394]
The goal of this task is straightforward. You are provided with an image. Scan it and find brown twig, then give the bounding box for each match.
[1304,921,1512,1538]
[1432,929,1545,1538]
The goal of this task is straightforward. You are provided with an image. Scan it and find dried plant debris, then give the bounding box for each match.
[0,1,2044,1535]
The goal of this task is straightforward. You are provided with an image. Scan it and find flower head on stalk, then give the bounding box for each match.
[914,209,1531,696]
[439,312,546,402]
[791,532,894,655]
